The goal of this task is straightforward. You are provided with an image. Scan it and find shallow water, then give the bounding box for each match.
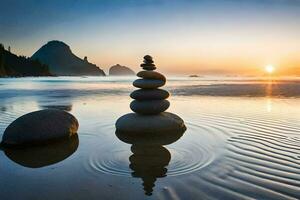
[0,76,299,199]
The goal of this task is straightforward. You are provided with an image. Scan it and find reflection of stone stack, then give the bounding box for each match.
[115,129,185,196]
[130,55,170,115]
[129,145,171,196]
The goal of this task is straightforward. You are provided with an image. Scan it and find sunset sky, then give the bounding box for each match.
[1,0,300,75]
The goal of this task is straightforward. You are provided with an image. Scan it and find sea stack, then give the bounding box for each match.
[116,55,185,133]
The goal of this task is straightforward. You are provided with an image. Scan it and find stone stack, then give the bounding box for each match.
[130,55,170,115]
[116,55,185,133]
[115,56,186,195]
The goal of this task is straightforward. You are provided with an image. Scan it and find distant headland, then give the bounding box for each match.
[0,40,138,78]
[32,41,105,76]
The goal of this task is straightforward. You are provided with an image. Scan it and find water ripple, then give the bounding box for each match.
[84,121,228,177]
[224,115,300,199]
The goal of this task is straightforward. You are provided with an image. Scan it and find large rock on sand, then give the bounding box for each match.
[1,109,79,146]
[116,112,186,134]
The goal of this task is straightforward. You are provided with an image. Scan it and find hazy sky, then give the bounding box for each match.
[1,0,300,75]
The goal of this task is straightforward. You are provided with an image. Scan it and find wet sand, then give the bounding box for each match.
[0,76,299,199]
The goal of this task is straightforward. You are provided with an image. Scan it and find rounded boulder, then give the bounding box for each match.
[1,109,79,146]
[116,112,186,134]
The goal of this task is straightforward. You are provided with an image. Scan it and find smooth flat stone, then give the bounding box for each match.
[143,59,154,64]
[143,66,156,71]
[133,79,165,89]
[141,63,155,67]
[115,112,186,136]
[141,63,156,71]
[137,71,166,81]
[130,89,169,100]
[130,100,170,114]
[1,109,79,146]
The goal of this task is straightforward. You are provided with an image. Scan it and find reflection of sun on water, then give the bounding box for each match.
[266,98,272,112]
[264,64,276,112]
[266,78,273,97]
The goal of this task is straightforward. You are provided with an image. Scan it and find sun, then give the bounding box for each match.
[265,65,275,74]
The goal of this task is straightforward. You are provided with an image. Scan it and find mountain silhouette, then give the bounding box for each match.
[31,41,105,76]
[0,44,51,77]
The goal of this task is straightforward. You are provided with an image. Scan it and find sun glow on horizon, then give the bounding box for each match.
[265,65,275,74]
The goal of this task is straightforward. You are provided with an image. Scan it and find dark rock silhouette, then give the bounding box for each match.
[189,74,200,77]
[31,40,105,76]
[0,43,51,77]
[115,128,185,196]
[116,55,185,133]
[3,135,78,168]
[1,109,78,147]
[109,64,135,76]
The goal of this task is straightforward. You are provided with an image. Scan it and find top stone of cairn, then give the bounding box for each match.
[141,55,156,71]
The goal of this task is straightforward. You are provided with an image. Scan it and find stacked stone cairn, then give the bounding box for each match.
[116,55,185,133]
[130,55,169,115]
[115,55,186,195]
